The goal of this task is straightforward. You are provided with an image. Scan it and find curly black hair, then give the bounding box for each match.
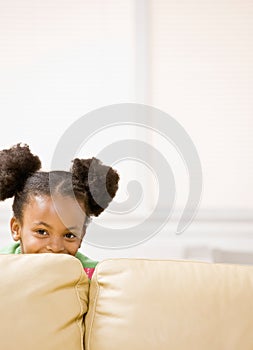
[0,143,120,225]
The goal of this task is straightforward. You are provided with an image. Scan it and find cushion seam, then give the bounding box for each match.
[74,266,88,350]
[85,268,100,350]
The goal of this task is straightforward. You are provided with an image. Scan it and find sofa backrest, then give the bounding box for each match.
[0,254,89,350]
[1,254,253,350]
[85,258,253,350]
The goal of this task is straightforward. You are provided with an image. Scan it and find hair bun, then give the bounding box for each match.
[71,157,119,216]
[0,143,41,200]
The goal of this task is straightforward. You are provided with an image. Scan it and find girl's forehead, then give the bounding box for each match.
[23,194,86,229]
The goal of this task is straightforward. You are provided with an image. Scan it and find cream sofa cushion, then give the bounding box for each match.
[0,253,88,350]
[85,258,253,350]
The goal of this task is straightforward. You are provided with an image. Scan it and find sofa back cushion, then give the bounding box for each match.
[0,253,88,350]
[85,258,253,350]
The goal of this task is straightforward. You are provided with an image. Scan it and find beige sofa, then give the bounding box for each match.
[1,254,253,350]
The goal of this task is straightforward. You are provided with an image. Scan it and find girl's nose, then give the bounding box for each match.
[46,238,65,253]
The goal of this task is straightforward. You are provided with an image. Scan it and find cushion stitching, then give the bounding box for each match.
[86,267,100,350]
[74,265,89,350]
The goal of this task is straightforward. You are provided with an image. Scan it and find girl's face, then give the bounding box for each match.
[10,194,87,256]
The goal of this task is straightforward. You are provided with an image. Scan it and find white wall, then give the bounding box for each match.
[0,0,253,263]
[150,0,253,213]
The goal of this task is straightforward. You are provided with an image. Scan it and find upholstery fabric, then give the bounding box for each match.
[85,258,253,350]
[0,254,89,350]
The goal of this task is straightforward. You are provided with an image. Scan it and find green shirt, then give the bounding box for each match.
[0,242,98,280]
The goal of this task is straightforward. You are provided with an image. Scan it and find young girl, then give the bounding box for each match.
[0,143,119,280]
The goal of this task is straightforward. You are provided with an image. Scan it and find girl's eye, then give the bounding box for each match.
[65,233,76,239]
[36,229,48,236]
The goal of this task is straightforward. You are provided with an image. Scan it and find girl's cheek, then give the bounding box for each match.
[22,237,44,253]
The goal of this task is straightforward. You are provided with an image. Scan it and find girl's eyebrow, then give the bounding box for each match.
[33,221,79,232]
[33,221,52,228]
[63,226,79,232]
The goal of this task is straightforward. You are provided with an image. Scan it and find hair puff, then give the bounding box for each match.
[71,157,119,216]
[0,143,41,200]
